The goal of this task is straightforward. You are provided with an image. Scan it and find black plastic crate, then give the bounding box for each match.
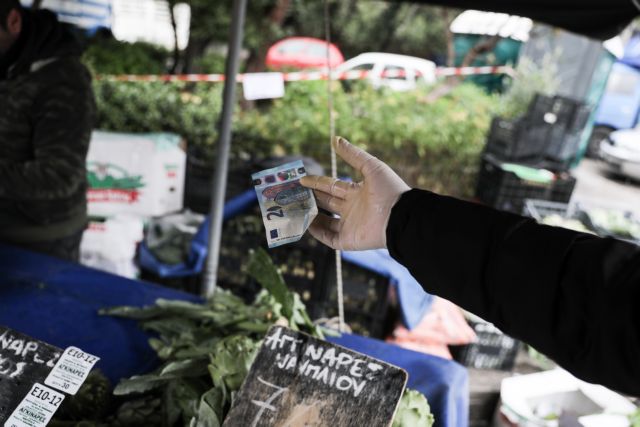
[450,321,520,371]
[184,147,253,214]
[485,121,584,172]
[550,172,576,204]
[216,207,393,336]
[475,155,576,214]
[317,260,393,339]
[476,155,554,214]
[528,94,587,131]
[217,207,331,315]
[484,94,590,172]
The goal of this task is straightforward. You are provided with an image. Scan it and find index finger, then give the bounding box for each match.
[334,136,379,176]
[300,175,350,199]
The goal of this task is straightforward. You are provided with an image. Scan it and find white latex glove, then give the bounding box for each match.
[300,136,411,251]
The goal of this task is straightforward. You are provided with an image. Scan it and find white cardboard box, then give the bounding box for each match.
[80,215,145,279]
[87,131,186,217]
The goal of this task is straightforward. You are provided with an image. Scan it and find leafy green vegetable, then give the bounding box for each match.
[247,247,295,318]
[55,249,431,426]
[392,389,435,427]
[96,249,324,425]
[629,407,640,427]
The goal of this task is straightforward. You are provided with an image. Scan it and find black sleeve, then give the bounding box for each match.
[386,189,640,396]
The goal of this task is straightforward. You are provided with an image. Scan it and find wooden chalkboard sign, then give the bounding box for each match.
[0,326,62,424]
[223,326,408,427]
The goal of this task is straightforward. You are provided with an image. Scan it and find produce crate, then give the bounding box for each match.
[216,208,394,335]
[184,146,253,214]
[523,199,640,245]
[317,260,394,339]
[528,94,589,132]
[450,321,520,371]
[216,206,329,314]
[475,155,576,214]
[484,94,590,172]
[549,172,577,204]
[522,199,574,220]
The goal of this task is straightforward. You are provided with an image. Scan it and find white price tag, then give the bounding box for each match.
[44,346,100,395]
[4,383,64,427]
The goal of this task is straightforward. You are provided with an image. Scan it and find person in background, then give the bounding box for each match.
[0,0,95,262]
[301,136,640,397]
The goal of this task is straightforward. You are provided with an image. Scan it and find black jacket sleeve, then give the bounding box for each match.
[386,189,640,396]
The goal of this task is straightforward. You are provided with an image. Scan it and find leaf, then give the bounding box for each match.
[113,374,168,396]
[195,388,223,427]
[99,305,168,320]
[392,389,434,427]
[161,359,209,378]
[246,248,295,319]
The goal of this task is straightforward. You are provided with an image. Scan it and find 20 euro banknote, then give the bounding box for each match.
[252,160,318,248]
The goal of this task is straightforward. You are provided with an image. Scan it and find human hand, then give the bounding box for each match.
[300,136,410,250]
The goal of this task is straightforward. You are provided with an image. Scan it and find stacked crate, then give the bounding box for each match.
[476,94,589,213]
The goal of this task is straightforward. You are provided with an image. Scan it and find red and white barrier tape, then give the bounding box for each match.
[97,65,514,83]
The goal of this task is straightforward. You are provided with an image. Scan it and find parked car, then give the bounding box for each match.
[599,127,640,181]
[265,37,344,70]
[336,52,437,91]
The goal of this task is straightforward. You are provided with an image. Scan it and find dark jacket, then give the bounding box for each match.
[0,9,95,243]
[387,189,640,396]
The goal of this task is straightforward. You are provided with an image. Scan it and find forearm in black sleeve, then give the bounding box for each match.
[386,189,640,396]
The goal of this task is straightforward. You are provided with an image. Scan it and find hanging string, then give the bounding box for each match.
[323,0,345,333]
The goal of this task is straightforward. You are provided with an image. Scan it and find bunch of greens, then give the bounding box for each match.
[51,248,433,426]
[100,248,322,426]
[393,389,435,427]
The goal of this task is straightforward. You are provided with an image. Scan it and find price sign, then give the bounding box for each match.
[4,384,65,427]
[45,346,100,395]
[223,326,408,427]
[0,327,61,425]
[0,326,100,426]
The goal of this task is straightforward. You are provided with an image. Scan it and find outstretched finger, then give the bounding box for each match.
[314,189,345,215]
[300,175,349,199]
[333,136,380,177]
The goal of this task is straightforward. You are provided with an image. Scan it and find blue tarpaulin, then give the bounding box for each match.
[0,244,468,426]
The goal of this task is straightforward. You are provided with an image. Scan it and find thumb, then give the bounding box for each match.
[333,136,379,177]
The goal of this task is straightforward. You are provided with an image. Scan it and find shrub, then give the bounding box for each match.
[83,38,170,75]
[244,81,499,197]
[93,79,499,197]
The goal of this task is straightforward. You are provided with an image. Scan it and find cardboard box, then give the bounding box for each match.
[80,215,145,279]
[87,131,186,217]
[493,369,636,427]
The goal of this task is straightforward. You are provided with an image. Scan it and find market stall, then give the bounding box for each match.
[0,243,467,426]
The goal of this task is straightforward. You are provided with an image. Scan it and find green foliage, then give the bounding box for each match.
[247,248,323,336]
[244,81,499,197]
[97,249,324,425]
[193,52,227,74]
[392,389,435,427]
[93,80,223,148]
[83,38,169,75]
[629,407,640,427]
[93,78,498,197]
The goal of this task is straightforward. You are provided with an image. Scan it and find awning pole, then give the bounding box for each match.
[202,0,247,297]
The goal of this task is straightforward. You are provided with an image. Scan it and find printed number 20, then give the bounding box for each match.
[266,206,284,221]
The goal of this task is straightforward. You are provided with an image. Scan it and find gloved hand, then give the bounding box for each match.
[300,136,411,250]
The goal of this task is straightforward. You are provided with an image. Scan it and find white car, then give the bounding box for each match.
[600,127,640,181]
[336,52,437,91]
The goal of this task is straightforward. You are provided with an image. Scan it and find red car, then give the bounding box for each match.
[265,37,344,70]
